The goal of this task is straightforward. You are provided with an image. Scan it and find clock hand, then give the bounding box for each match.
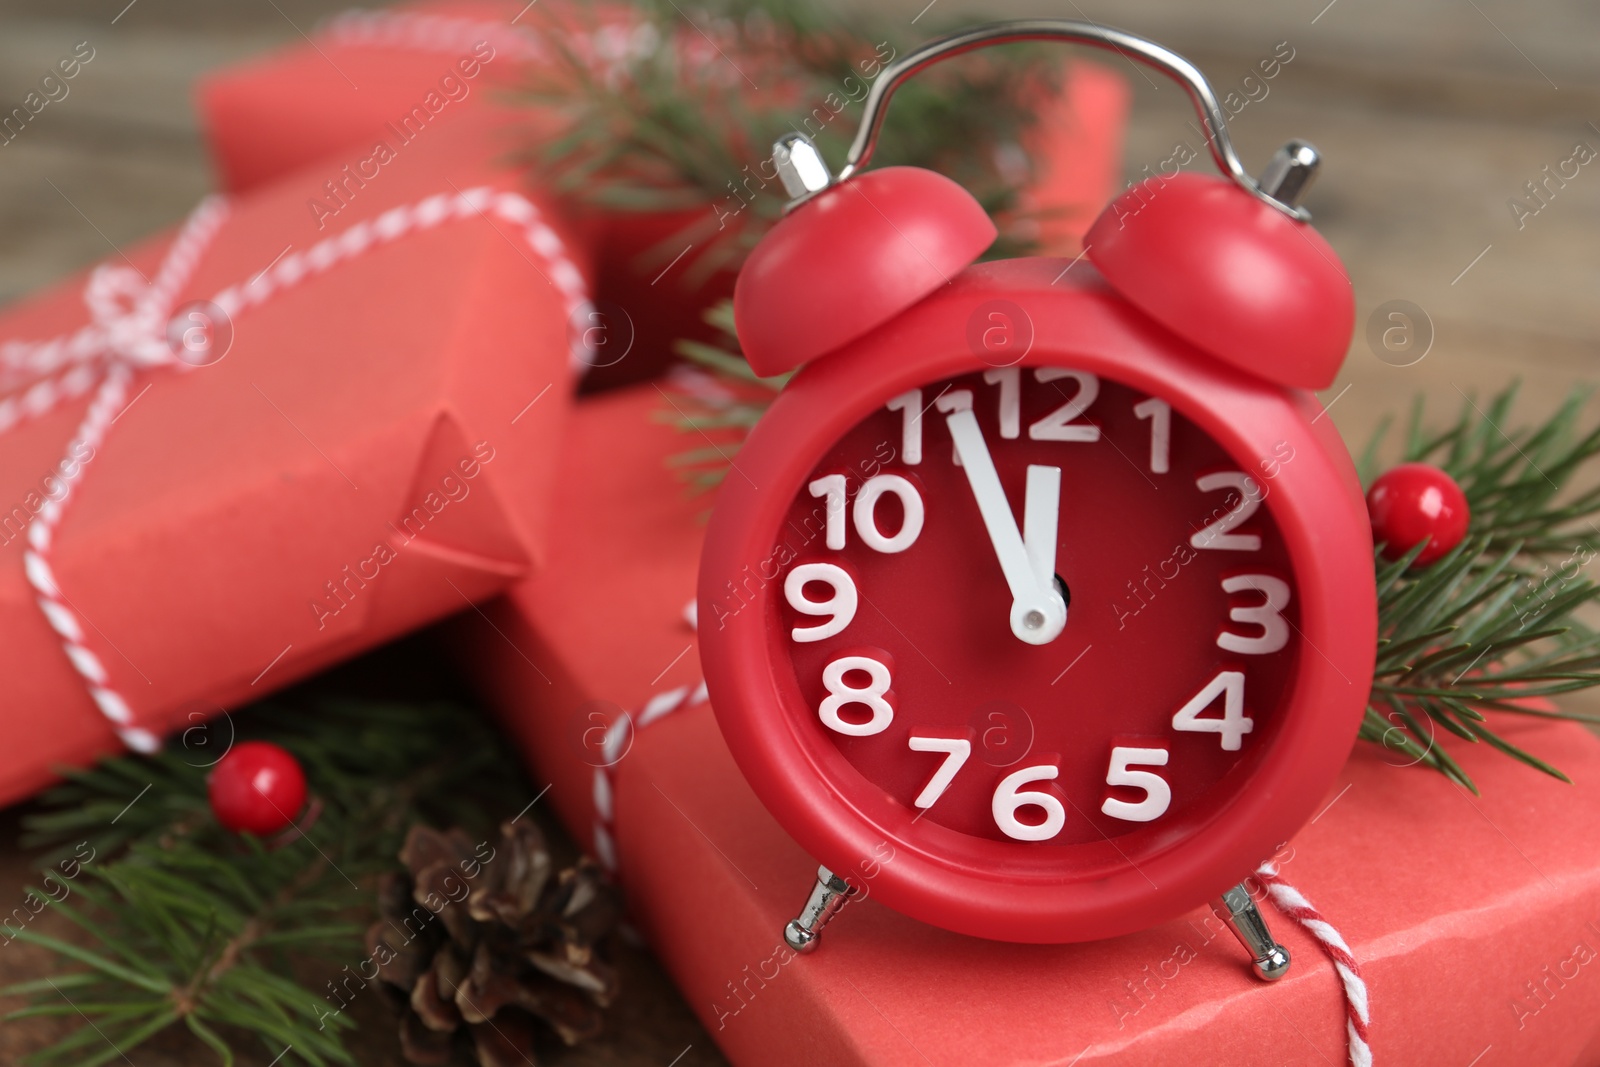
[939,395,1067,645]
[1023,463,1062,594]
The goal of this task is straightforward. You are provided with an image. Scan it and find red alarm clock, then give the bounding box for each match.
[698,21,1375,975]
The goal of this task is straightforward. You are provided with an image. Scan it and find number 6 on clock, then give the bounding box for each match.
[993,765,1067,841]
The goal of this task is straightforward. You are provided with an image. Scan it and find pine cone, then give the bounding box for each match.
[368,818,621,1067]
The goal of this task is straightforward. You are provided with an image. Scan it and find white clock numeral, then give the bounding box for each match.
[1172,670,1253,751]
[1218,575,1291,655]
[1029,369,1101,442]
[983,367,1022,439]
[885,389,923,466]
[806,473,925,554]
[1133,397,1171,474]
[784,563,857,643]
[807,474,847,550]
[993,764,1067,840]
[853,474,925,554]
[1102,746,1172,822]
[936,388,973,466]
[1190,472,1263,551]
[819,655,895,736]
[907,735,971,809]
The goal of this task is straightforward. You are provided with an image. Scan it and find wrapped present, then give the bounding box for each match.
[0,115,590,805]
[198,2,580,192]
[197,1,1129,387]
[453,382,1600,1067]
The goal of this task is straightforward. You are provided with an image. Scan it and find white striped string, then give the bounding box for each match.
[592,675,709,872]
[315,6,666,82]
[1256,859,1372,1066]
[320,8,548,61]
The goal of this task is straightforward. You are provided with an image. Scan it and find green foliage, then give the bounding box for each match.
[520,0,1058,284]
[2,700,531,1066]
[1361,385,1600,791]
[662,300,788,497]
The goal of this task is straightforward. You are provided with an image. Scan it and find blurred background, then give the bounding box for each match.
[2,0,1595,439]
[0,0,1594,1063]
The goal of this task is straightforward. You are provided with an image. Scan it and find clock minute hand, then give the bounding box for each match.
[941,398,1067,645]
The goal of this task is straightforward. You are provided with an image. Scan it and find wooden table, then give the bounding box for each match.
[0,0,1594,1062]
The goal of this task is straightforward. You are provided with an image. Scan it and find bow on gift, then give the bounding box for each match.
[0,186,589,754]
[0,197,229,427]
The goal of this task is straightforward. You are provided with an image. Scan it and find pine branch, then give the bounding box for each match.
[516,0,1057,282]
[5,839,362,1067]
[1360,384,1600,791]
[659,300,786,497]
[1410,385,1600,555]
[2,699,533,1066]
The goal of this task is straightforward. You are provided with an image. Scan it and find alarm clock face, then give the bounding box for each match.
[702,262,1376,944]
[763,367,1299,872]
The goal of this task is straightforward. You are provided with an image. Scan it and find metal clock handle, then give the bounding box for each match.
[775,18,1319,220]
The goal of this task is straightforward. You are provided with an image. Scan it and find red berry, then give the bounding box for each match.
[1367,463,1470,565]
[208,742,307,835]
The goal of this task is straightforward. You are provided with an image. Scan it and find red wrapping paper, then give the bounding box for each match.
[455,383,1600,1066]
[0,115,588,805]
[198,2,572,193]
[197,2,1128,386]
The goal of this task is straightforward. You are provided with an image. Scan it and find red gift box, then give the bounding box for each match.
[455,382,1600,1066]
[197,2,1128,386]
[0,115,589,805]
[198,2,572,194]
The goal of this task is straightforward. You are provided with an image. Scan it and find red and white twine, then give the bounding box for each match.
[318,6,665,81]
[591,676,708,872]
[2,185,589,752]
[590,599,706,871]
[316,4,756,95]
[320,8,549,62]
[1255,860,1372,1066]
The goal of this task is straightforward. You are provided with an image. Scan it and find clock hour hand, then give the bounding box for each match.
[1023,463,1062,595]
[940,394,1067,645]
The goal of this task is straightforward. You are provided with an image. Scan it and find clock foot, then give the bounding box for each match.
[1216,882,1291,981]
[783,866,853,954]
